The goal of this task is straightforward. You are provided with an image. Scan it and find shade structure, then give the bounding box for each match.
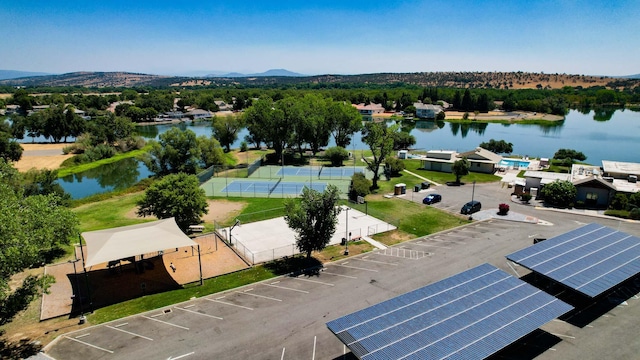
[506,223,640,297]
[82,218,198,268]
[326,263,572,360]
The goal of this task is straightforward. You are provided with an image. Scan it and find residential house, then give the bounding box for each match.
[214,100,233,111]
[187,109,213,120]
[419,150,457,173]
[414,103,443,119]
[353,103,385,116]
[457,147,503,174]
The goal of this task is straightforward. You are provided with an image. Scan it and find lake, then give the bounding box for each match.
[57,108,640,198]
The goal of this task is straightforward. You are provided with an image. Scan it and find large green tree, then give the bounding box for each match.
[553,148,586,166]
[136,173,209,232]
[212,114,244,152]
[479,139,513,154]
[0,121,23,162]
[0,165,79,329]
[327,101,362,149]
[361,122,397,189]
[196,135,225,168]
[144,128,201,175]
[244,98,288,163]
[284,185,342,258]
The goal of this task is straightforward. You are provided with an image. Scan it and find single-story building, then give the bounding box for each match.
[215,100,233,111]
[573,176,616,208]
[457,147,503,174]
[187,109,213,120]
[419,150,457,173]
[517,171,571,197]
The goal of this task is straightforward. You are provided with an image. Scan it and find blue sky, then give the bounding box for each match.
[1,0,638,76]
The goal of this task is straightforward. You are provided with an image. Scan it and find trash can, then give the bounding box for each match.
[421,182,431,189]
[414,185,421,192]
[394,183,406,195]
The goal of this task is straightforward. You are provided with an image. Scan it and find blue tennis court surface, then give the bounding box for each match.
[506,223,640,298]
[327,263,573,360]
[221,180,327,195]
[276,166,366,177]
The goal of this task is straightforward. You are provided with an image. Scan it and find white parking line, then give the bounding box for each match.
[174,306,223,320]
[114,322,128,328]
[334,263,379,272]
[312,336,317,360]
[168,351,195,359]
[321,271,357,279]
[354,258,398,266]
[281,347,286,360]
[64,336,114,353]
[291,277,334,286]
[428,237,467,244]
[105,325,153,341]
[204,298,254,310]
[75,333,90,338]
[235,290,282,302]
[142,315,190,330]
[263,283,310,294]
[412,242,451,249]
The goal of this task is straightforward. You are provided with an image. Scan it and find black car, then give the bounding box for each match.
[422,194,442,205]
[461,200,481,214]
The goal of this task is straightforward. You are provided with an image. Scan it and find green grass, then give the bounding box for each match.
[58,146,151,178]
[73,192,150,232]
[218,197,288,226]
[401,159,501,185]
[89,266,276,324]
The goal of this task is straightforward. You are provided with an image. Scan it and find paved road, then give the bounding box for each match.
[46,181,640,360]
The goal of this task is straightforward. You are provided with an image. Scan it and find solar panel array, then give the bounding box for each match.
[506,223,640,298]
[326,263,572,360]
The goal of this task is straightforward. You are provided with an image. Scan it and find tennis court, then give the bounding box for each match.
[274,166,367,179]
[221,180,327,195]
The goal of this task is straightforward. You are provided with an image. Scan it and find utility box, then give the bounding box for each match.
[394,183,406,195]
[414,185,421,192]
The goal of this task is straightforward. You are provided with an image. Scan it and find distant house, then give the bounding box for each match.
[187,109,213,120]
[414,103,443,119]
[457,147,502,174]
[353,103,384,116]
[214,100,232,111]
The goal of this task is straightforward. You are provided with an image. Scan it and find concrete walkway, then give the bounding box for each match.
[403,169,442,186]
[361,236,388,249]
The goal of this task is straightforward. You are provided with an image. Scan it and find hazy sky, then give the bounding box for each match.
[1,0,638,76]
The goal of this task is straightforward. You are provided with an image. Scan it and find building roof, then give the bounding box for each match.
[82,218,197,268]
[507,223,640,298]
[572,176,616,190]
[326,263,572,360]
[413,102,443,112]
[458,147,503,164]
[602,160,640,176]
[523,171,571,182]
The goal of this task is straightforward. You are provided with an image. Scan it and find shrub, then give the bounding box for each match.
[520,193,532,203]
[575,200,585,209]
[540,180,576,207]
[498,203,510,215]
[350,172,371,200]
[610,193,629,210]
[324,146,349,167]
[630,208,640,220]
[240,141,248,152]
[384,157,405,177]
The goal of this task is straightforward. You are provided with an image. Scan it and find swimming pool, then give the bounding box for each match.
[499,159,530,169]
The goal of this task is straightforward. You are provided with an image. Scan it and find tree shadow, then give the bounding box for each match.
[263,256,323,276]
[0,337,42,360]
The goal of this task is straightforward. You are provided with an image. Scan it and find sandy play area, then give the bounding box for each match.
[13,143,72,172]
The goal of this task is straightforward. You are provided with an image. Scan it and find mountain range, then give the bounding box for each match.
[1,69,639,89]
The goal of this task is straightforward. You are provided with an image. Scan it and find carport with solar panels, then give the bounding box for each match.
[506,223,640,299]
[326,263,573,360]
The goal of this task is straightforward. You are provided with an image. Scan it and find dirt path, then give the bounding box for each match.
[14,143,72,172]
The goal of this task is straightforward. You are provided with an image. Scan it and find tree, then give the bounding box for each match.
[0,178,79,329]
[361,122,397,189]
[284,185,341,258]
[0,121,23,162]
[540,180,577,207]
[324,146,349,167]
[136,173,208,232]
[144,128,201,175]
[385,157,405,176]
[327,101,362,148]
[196,135,225,168]
[461,89,474,111]
[479,139,513,154]
[391,131,416,150]
[244,98,288,163]
[212,114,244,152]
[349,172,371,201]
[553,148,586,165]
[452,157,470,184]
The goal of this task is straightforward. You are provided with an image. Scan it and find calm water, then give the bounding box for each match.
[56,109,640,198]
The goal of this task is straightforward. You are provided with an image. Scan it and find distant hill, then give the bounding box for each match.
[621,74,640,79]
[2,70,639,90]
[0,70,52,80]
[213,69,305,77]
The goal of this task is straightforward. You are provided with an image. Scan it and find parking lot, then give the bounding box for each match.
[46,184,640,359]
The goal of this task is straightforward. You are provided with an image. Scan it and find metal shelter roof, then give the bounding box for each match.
[506,223,640,298]
[326,263,572,360]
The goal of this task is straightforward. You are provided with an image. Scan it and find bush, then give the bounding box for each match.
[350,172,371,200]
[610,193,629,210]
[520,193,532,203]
[240,141,248,152]
[540,180,576,207]
[84,144,116,161]
[385,157,405,177]
[498,203,510,215]
[630,208,640,220]
[575,200,585,209]
[324,146,349,167]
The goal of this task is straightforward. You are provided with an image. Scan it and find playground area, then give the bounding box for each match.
[201,165,371,198]
[218,207,395,264]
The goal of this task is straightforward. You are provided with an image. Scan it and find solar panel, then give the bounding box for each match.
[506,223,640,297]
[326,263,572,360]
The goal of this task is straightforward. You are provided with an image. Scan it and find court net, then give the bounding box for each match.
[268,177,283,196]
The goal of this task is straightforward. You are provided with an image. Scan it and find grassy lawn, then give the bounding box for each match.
[73,192,150,232]
[402,159,501,184]
[57,146,151,178]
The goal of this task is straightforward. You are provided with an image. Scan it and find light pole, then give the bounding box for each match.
[342,206,350,255]
[469,181,476,220]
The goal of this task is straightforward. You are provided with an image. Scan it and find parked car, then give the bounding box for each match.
[461,200,482,215]
[423,194,442,205]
